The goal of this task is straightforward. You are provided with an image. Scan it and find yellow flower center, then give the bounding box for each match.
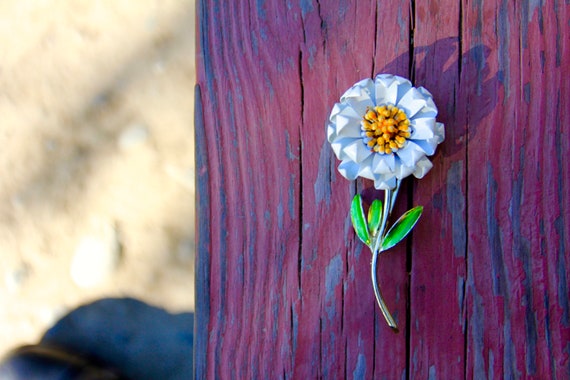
[362,105,411,154]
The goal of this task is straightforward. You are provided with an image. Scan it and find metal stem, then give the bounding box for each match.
[389,179,401,214]
[371,249,399,332]
[369,180,402,332]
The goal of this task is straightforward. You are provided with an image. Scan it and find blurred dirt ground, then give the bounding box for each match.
[0,1,195,358]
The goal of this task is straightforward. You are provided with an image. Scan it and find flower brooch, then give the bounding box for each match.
[327,74,445,331]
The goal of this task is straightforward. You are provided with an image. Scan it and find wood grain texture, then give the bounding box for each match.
[195,0,570,378]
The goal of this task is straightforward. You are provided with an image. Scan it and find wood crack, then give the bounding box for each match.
[297,49,304,294]
[408,0,416,82]
[406,2,416,378]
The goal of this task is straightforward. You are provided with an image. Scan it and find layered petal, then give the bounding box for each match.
[327,74,445,189]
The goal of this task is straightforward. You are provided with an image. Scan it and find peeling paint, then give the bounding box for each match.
[468,251,487,379]
[315,140,334,206]
[325,254,343,322]
[352,354,366,379]
[486,164,507,296]
[428,365,437,380]
[446,161,466,258]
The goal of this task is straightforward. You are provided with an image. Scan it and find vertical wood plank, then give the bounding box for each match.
[196,1,304,378]
[463,0,570,378]
[512,4,570,376]
[296,1,412,378]
[368,3,414,378]
[194,85,209,379]
[409,1,467,378]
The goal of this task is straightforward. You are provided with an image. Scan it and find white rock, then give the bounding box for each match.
[70,225,120,288]
[37,305,67,326]
[118,124,149,150]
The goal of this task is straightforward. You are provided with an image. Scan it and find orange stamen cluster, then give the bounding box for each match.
[362,105,411,154]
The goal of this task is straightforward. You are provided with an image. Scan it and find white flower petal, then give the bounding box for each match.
[356,155,376,179]
[334,114,363,138]
[396,141,426,167]
[407,87,438,119]
[328,103,343,120]
[434,121,445,142]
[410,122,445,155]
[375,74,413,105]
[339,157,375,182]
[410,117,436,140]
[412,157,434,179]
[335,102,362,119]
[338,160,360,180]
[330,137,351,158]
[372,153,396,174]
[416,87,438,115]
[328,103,363,141]
[374,76,397,105]
[411,139,437,156]
[340,79,375,116]
[374,175,397,190]
[397,87,428,118]
[326,123,337,142]
[393,159,415,178]
[341,139,372,163]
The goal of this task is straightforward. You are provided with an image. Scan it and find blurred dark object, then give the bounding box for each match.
[0,298,193,380]
[0,344,124,379]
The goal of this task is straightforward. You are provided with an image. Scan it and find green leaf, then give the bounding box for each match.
[367,199,383,237]
[350,195,370,245]
[380,206,423,251]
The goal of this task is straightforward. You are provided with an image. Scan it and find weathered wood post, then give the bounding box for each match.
[195,0,569,378]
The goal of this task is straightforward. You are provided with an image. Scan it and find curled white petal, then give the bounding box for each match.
[396,141,426,167]
[327,74,445,189]
[410,117,435,140]
[338,160,360,180]
[335,114,364,138]
[372,153,395,174]
[343,139,373,163]
[410,121,445,155]
[340,79,375,116]
[395,162,415,178]
[374,175,397,190]
[375,74,413,105]
[396,87,429,118]
[415,87,438,118]
[357,155,376,179]
[412,157,434,178]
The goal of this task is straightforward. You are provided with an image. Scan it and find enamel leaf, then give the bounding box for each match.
[381,206,423,251]
[350,195,370,245]
[367,199,383,237]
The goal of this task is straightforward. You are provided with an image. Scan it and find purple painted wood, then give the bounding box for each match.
[462,1,570,378]
[195,0,570,378]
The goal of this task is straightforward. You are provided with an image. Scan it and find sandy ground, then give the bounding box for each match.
[0,1,195,358]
